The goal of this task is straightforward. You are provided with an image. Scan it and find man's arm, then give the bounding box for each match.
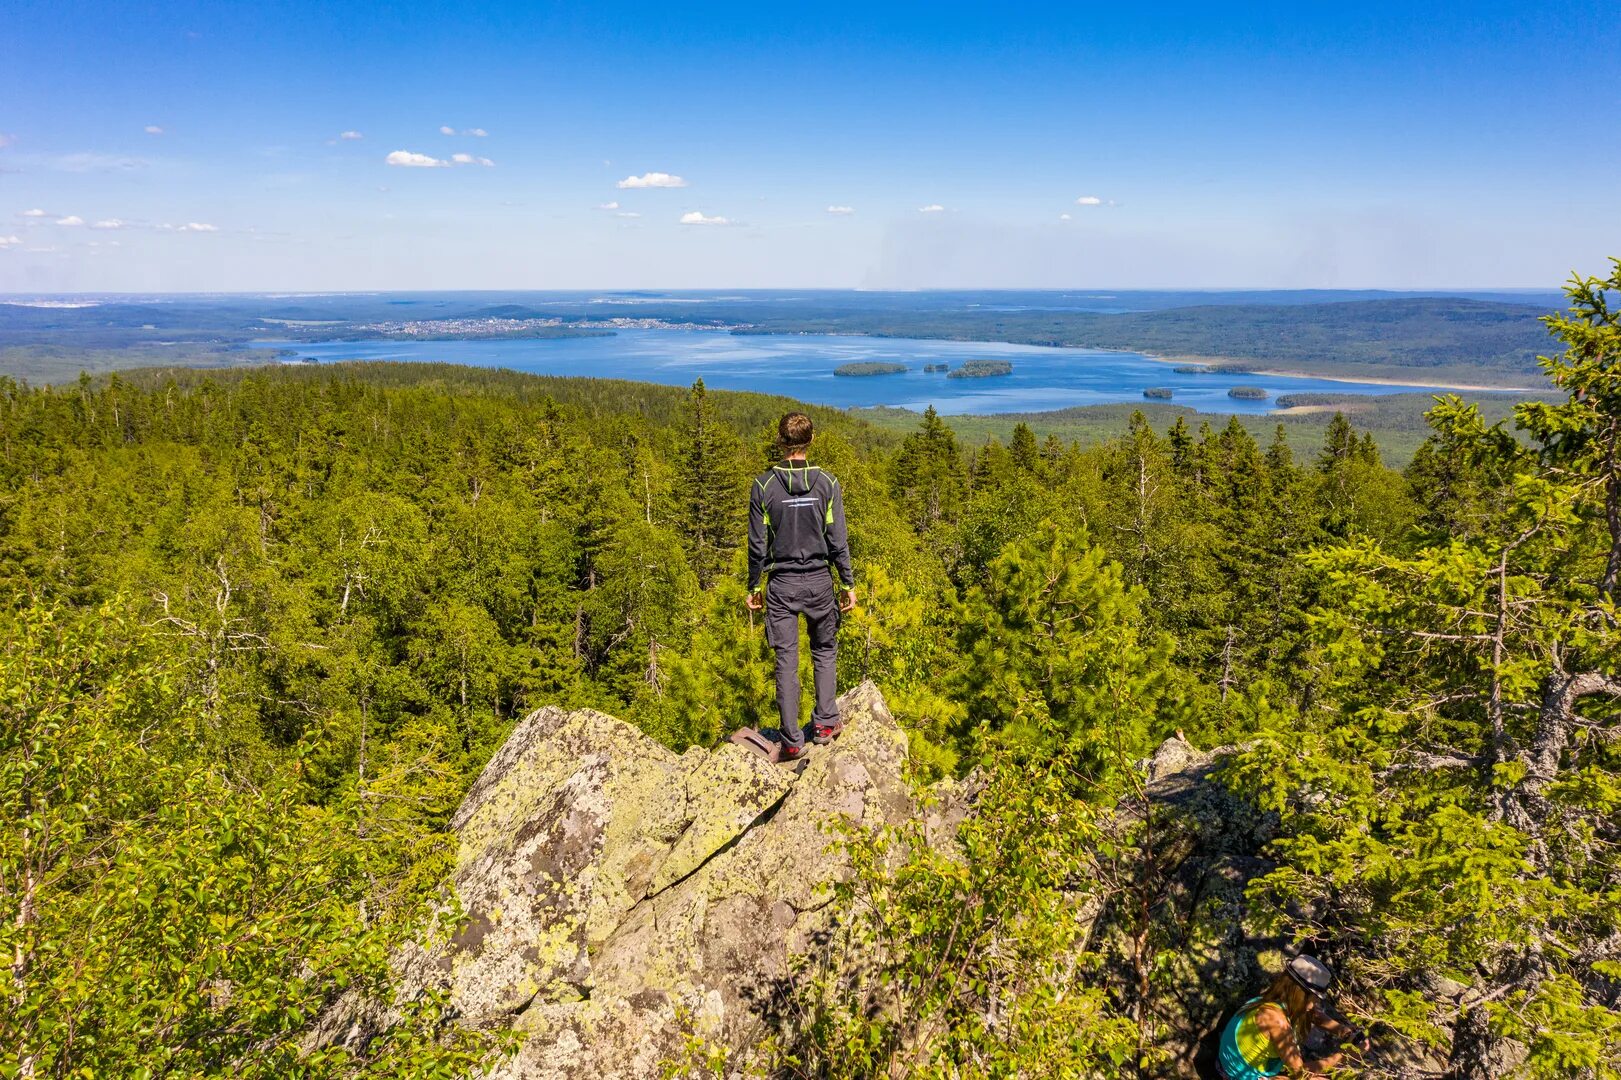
[747,478,768,591]
[826,478,854,588]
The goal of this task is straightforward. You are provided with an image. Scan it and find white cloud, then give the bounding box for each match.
[339,130,364,141]
[0,235,21,248]
[1074,195,1103,206]
[617,211,641,218]
[0,134,13,148]
[144,125,164,135]
[918,204,945,213]
[55,215,84,226]
[91,219,125,229]
[618,171,687,189]
[597,201,620,211]
[386,150,449,168]
[178,222,218,232]
[439,125,456,135]
[1059,213,1072,221]
[680,211,729,226]
[451,152,494,166]
[465,128,487,137]
[826,205,855,215]
[22,208,46,217]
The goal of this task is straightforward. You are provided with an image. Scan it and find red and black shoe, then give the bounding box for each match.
[780,741,811,761]
[811,721,844,745]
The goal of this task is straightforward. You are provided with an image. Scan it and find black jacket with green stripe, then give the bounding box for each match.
[747,459,854,590]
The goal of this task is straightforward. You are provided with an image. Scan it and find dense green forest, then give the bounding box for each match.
[855,389,1549,469]
[2,264,1618,1077]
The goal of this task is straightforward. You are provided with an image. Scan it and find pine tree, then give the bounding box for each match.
[1041,433,1066,469]
[1167,416,1194,475]
[955,525,1180,775]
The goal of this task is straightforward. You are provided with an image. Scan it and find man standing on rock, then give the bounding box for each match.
[745,412,856,760]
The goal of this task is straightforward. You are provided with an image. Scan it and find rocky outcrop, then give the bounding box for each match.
[394,680,910,1079]
[317,688,1286,1079]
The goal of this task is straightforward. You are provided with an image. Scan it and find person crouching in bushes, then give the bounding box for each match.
[1218,955,1368,1079]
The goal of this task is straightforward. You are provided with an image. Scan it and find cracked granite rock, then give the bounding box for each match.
[350,681,908,1080]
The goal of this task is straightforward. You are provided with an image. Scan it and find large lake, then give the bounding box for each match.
[265,330,1456,415]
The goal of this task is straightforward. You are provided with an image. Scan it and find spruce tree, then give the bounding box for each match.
[1009,421,1040,472]
[675,379,745,589]
[890,405,966,536]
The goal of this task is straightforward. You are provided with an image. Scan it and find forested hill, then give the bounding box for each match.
[734,296,1553,381]
[3,259,1619,1080]
[0,291,1555,385]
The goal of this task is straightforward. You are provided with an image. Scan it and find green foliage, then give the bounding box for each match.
[676,379,751,588]
[0,604,504,1077]
[775,753,1138,1079]
[1228,262,1621,1077]
[890,405,967,536]
[955,525,1179,774]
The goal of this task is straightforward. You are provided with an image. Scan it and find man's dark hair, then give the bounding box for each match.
[779,412,814,449]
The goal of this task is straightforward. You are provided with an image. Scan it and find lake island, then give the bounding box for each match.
[946,359,1014,379]
[833,362,909,376]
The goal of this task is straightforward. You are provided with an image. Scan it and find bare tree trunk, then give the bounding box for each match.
[645,639,662,695]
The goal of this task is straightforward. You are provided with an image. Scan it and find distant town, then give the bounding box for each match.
[346,316,752,337]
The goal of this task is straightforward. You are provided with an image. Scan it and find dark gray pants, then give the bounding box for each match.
[764,571,839,748]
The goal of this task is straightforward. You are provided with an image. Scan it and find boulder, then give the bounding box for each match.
[391,680,910,1079]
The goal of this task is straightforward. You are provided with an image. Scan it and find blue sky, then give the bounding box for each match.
[3,1,1617,291]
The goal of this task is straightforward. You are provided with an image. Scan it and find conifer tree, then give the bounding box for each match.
[955,525,1179,775]
[890,406,966,536]
[675,379,745,588]
[1009,421,1040,472]
[1166,416,1194,475]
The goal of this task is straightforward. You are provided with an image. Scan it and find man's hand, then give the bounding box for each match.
[745,590,763,612]
[839,588,856,613]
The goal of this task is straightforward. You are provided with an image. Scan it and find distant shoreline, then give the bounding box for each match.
[732,328,1545,394]
[1249,367,1539,393]
[1135,352,1541,393]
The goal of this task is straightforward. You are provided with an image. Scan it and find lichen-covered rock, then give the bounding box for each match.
[489,681,909,1080]
[373,681,910,1079]
[650,743,793,894]
[1127,736,1280,1076]
[441,707,691,1020]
